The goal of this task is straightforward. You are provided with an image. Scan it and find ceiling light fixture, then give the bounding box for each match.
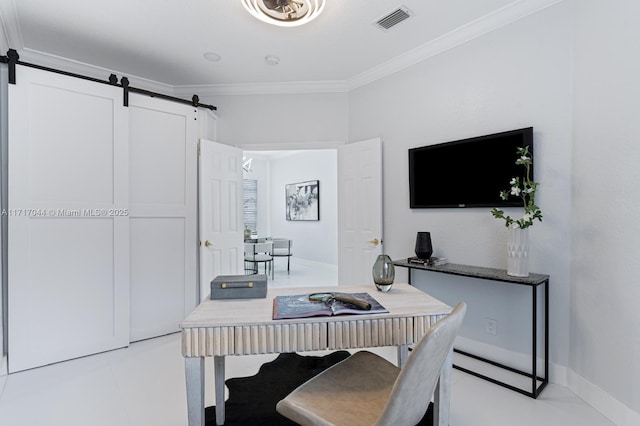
[241,0,325,27]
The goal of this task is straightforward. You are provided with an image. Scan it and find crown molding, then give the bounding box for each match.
[173,80,349,97]
[347,0,565,90]
[0,0,23,53]
[1,0,564,96]
[15,48,174,94]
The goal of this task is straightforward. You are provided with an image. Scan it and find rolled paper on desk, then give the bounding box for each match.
[308,293,372,310]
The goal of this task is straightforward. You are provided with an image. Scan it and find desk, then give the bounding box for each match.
[180,283,452,426]
[394,259,549,398]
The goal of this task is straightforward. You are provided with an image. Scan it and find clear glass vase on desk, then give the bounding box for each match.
[372,254,395,292]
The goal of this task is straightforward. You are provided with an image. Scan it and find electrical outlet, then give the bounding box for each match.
[485,318,497,336]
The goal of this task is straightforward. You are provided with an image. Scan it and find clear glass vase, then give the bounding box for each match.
[372,254,395,292]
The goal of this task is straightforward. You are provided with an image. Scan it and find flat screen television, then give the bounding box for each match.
[409,127,533,208]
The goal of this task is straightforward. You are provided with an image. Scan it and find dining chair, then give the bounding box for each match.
[244,242,274,279]
[276,302,467,426]
[270,238,293,274]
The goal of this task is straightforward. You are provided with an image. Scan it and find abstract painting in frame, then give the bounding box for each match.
[286,180,320,221]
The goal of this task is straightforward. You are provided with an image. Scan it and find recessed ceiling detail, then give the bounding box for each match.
[242,0,325,27]
[374,5,414,31]
[265,55,280,66]
[203,52,221,62]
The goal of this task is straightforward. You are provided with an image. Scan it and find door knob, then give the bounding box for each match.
[205,240,213,247]
[369,238,380,246]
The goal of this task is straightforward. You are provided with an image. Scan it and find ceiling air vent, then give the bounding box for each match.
[374,6,413,31]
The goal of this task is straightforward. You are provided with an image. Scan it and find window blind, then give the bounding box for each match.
[243,179,257,233]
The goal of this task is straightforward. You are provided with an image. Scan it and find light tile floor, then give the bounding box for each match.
[0,260,616,426]
[267,257,338,288]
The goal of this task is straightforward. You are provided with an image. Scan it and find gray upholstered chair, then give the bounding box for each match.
[276,302,467,426]
[270,238,293,274]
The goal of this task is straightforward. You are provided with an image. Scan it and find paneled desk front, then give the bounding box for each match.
[180,283,452,426]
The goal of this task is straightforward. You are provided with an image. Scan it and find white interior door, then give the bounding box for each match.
[128,94,198,342]
[198,139,244,300]
[8,65,129,372]
[338,138,383,285]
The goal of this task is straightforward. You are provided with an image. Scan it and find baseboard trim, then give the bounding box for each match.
[455,336,567,386]
[455,337,640,425]
[0,354,7,376]
[568,369,640,426]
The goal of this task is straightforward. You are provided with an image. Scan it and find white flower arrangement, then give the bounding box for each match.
[491,146,542,229]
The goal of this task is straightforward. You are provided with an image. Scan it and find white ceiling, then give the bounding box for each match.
[0,0,561,93]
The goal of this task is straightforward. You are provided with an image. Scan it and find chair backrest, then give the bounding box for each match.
[244,242,271,257]
[374,302,467,426]
[252,242,273,255]
[271,238,291,251]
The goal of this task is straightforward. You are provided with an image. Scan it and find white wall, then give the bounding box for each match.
[269,150,338,264]
[0,63,6,360]
[570,0,640,421]
[208,92,348,146]
[350,2,572,374]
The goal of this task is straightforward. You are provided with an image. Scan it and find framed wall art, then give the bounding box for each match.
[286,180,319,221]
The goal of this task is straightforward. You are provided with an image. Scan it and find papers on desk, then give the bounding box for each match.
[273,292,388,320]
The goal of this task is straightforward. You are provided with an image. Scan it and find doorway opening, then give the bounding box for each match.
[242,149,338,287]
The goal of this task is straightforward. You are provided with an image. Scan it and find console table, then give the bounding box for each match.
[393,259,549,398]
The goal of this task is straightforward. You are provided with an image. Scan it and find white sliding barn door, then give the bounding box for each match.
[198,140,243,301]
[338,138,383,285]
[8,66,129,372]
[129,94,198,342]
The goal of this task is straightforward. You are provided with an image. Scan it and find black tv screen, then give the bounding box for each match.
[409,127,533,208]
